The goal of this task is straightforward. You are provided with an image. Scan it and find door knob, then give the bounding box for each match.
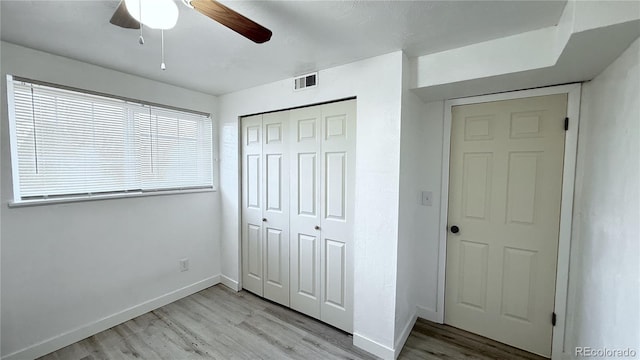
[262,218,267,222]
[315,225,320,230]
[450,225,460,234]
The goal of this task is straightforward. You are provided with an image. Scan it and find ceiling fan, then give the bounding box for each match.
[109,0,272,44]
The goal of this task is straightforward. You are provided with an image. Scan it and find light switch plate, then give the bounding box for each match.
[179,258,189,272]
[421,191,433,206]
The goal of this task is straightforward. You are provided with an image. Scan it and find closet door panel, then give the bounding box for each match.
[262,111,290,306]
[242,100,355,333]
[297,233,318,296]
[289,105,322,319]
[242,115,264,296]
[320,100,356,332]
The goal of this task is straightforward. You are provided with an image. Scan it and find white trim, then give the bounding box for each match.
[436,100,451,324]
[394,311,417,358]
[416,305,439,323]
[353,332,395,360]
[437,84,581,359]
[551,84,581,360]
[236,116,244,291]
[1,275,221,360]
[6,74,22,201]
[220,275,240,291]
[7,187,216,208]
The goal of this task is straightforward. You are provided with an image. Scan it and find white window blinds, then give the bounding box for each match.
[7,77,213,202]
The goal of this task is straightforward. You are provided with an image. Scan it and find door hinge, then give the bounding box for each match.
[564,117,569,131]
[552,312,557,326]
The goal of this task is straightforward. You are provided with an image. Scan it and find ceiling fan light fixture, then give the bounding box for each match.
[181,0,194,9]
[124,0,179,30]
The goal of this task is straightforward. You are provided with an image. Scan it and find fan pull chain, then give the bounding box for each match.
[138,0,144,45]
[161,30,166,70]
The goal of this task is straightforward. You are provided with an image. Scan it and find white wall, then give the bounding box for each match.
[564,38,639,358]
[394,54,421,351]
[0,42,221,359]
[411,101,444,320]
[395,55,424,355]
[413,27,557,88]
[218,51,404,358]
[394,54,445,353]
[395,56,445,336]
[573,0,640,33]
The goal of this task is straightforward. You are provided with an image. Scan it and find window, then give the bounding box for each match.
[6,76,214,204]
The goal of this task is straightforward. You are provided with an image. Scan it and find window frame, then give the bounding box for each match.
[6,75,216,207]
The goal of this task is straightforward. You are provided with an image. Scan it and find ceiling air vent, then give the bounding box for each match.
[294,72,318,91]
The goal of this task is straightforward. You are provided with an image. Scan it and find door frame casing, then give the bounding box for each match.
[436,84,581,359]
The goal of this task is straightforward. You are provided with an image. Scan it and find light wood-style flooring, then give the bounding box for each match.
[39,285,546,360]
[400,319,546,360]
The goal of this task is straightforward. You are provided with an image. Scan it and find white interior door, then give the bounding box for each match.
[445,94,567,357]
[241,115,264,296]
[319,100,355,333]
[289,105,322,319]
[262,111,290,306]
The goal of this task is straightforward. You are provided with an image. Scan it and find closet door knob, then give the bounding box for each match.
[262,218,267,222]
[315,225,320,230]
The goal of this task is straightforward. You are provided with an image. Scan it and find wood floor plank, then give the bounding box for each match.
[398,319,548,360]
[39,285,547,360]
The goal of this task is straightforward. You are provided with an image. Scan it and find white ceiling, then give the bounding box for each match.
[0,0,567,96]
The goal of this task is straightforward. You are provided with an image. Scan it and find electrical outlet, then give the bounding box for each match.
[421,191,433,206]
[179,258,189,272]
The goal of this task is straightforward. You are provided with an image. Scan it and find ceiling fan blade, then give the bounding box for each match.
[190,0,272,43]
[109,0,140,29]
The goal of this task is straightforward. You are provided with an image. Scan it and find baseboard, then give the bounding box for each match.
[417,305,441,323]
[353,332,395,360]
[220,274,240,291]
[394,311,417,358]
[2,275,220,360]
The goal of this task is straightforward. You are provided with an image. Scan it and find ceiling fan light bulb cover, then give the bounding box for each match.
[124,0,179,30]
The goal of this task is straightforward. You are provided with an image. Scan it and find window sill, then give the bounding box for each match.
[8,187,217,208]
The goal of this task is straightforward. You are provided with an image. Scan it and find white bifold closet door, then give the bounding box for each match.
[289,105,322,317]
[290,100,355,333]
[262,112,290,305]
[241,111,290,305]
[241,115,264,296]
[241,99,355,333]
